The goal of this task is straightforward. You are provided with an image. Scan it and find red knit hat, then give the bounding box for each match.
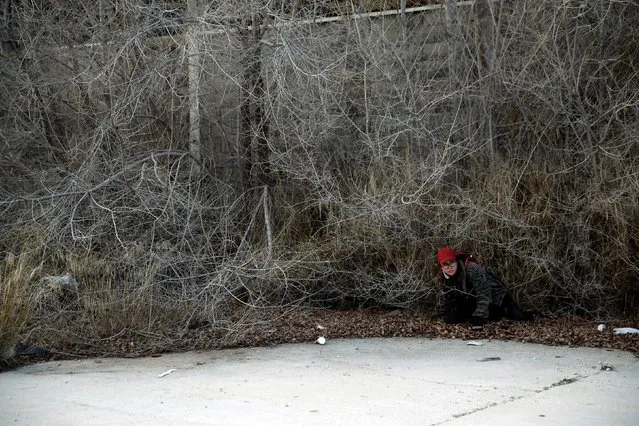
[437,247,457,265]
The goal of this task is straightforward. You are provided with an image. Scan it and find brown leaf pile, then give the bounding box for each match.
[215,308,638,356]
[7,308,638,371]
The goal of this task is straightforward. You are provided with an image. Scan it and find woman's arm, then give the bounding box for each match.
[465,264,492,319]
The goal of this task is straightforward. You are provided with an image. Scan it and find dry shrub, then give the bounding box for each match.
[27,248,207,347]
[1,0,638,357]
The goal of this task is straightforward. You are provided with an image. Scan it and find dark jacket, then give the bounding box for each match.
[441,258,508,319]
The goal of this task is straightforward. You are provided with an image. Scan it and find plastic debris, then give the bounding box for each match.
[9,342,51,358]
[613,327,639,335]
[467,341,483,346]
[316,325,326,330]
[316,336,326,345]
[597,324,606,332]
[43,273,80,294]
[158,369,176,378]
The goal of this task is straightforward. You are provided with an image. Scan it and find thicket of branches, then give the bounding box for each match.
[1,0,638,355]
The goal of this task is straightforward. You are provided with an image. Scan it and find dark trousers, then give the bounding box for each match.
[444,294,530,324]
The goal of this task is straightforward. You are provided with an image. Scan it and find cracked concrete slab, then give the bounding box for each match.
[1,338,637,425]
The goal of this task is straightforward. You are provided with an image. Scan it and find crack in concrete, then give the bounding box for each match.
[431,370,605,425]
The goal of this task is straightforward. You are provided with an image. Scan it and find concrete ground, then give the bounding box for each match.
[1,337,637,425]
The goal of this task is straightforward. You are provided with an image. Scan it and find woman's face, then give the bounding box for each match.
[440,260,458,277]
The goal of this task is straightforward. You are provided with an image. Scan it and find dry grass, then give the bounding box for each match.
[0,254,36,360]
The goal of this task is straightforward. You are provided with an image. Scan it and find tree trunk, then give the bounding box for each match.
[187,0,201,175]
[445,0,459,86]
[475,0,495,157]
[239,12,270,190]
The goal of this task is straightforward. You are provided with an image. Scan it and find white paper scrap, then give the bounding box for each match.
[613,327,639,335]
[158,369,176,378]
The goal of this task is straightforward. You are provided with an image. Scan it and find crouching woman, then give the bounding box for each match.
[436,247,532,326]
